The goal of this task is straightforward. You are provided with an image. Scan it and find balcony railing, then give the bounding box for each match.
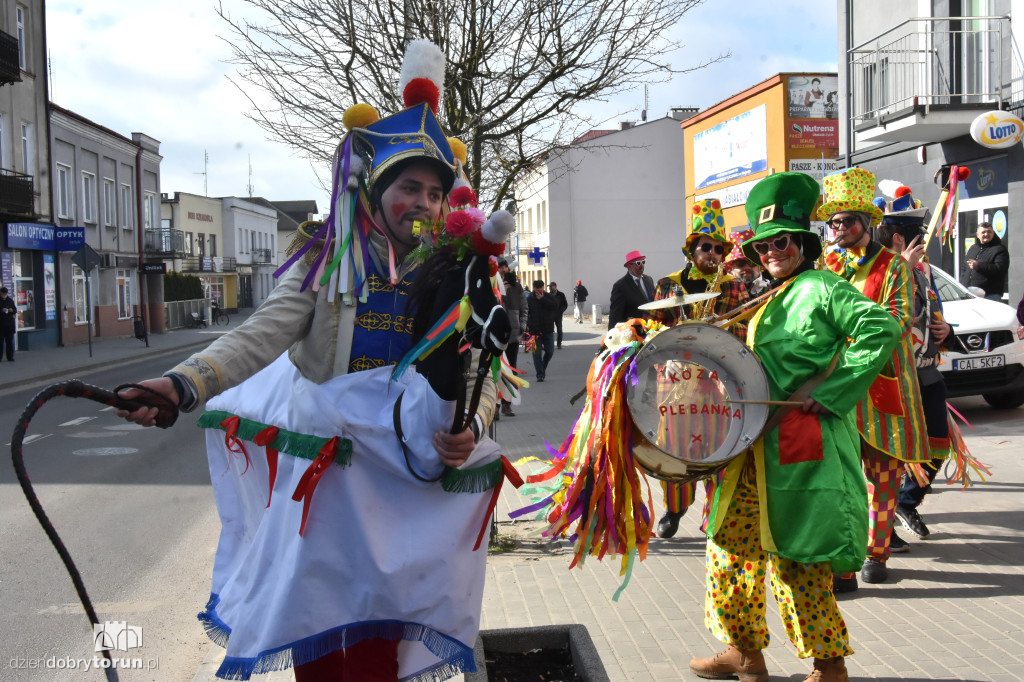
[182,256,237,273]
[515,231,535,253]
[0,30,20,86]
[0,168,34,217]
[849,16,1019,127]
[143,228,185,255]
[251,248,272,264]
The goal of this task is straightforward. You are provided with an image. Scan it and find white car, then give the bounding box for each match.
[930,267,1024,409]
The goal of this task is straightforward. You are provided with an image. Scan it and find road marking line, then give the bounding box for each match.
[8,433,52,446]
[59,416,97,427]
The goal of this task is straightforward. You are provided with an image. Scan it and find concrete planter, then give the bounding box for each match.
[465,624,609,682]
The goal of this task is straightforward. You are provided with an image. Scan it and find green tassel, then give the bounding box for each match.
[198,410,353,467]
[441,458,503,493]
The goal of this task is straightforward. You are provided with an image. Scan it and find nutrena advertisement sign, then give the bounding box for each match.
[970,110,1024,149]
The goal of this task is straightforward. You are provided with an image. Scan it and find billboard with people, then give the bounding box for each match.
[788,75,839,119]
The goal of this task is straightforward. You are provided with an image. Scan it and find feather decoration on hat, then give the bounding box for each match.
[877,179,903,199]
[399,39,445,113]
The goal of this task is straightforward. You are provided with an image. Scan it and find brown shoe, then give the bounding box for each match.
[689,645,769,682]
[803,657,848,682]
[501,405,516,417]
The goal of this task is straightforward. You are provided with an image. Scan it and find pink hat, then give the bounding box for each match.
[725,228,755,264]
[623,250,645,266]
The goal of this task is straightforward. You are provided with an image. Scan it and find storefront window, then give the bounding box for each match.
[13,251,35,330]
[73,265,88,325]
[200,276,225,306]
[116,269,133,319]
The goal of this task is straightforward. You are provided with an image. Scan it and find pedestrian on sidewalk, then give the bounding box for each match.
[548,282,568,348]
[688,172,900,682]
[527,279,558,381]
[961,221,1009,301]
[0,287,16,362]
[572,280,588,323]
[499,265,528,417]
[607,250,654,328]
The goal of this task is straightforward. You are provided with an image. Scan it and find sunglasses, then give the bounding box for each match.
[827,216,861,229]
[629,259,646,266]
[751,234,792,256]
[697,243,726,255]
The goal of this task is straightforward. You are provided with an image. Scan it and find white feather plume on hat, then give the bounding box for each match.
[877,179,903,199]
[399,40,446,113]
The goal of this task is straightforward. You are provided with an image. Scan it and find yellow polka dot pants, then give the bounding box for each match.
[704,458,854,659]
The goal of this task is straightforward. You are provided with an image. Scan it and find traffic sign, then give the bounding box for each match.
[71,244,102,272]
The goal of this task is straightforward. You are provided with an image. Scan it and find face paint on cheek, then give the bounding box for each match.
[391,202,407,220]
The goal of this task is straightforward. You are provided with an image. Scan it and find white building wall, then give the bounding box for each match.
[222,198,278,308]
[515,117,686,315]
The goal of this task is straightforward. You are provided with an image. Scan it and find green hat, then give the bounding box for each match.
[742,172,823,262]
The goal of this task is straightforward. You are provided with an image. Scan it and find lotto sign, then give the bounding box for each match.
[969,110,1024,149]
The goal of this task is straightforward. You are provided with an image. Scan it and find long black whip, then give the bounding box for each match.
[10,380,178,682]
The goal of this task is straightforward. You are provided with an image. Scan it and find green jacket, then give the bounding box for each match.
[708,268,901,573]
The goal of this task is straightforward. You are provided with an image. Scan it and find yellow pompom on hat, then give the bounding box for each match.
[684,198,734,251]
[342,103,380,131]
[817,167,884,227]
[447,137,467,168]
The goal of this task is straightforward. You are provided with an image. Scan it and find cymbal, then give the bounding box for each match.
[639,291,719,311]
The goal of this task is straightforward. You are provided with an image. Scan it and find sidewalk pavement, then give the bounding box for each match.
[67,315,1019,682]
[0,314,251,398]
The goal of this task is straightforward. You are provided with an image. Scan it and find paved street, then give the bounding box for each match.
[1,316,1021,681]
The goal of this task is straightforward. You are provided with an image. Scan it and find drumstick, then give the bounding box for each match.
[725,399,806,407]
[705,288,775,324]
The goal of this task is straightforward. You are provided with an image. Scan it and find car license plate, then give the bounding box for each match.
[953,355,1005,371]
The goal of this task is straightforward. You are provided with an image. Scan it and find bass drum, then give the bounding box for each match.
[626,323,771,484]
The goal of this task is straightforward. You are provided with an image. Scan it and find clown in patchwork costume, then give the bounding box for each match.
[119,41,521,681]
[651,199,749,539]
[688,172,900,682]
[874,200,989,550]
[819,167,930,590]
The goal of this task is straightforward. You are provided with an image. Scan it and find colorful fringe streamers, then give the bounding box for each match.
[495,352,529,401]
[511,340,655,600]
[274,135,376,304]
[391,297,463,379]
[905,403,991,489]
[943,403,990,487]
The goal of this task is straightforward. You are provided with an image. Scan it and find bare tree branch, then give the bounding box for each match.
[216,0,726,209]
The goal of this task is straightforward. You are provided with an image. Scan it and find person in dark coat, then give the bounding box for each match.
[499,265,528,416]
[607,250,655,328]
[572,280,588,323]
[962,222,1009,300]
[548,282,568,348]
[0,287,17,361]
[526,280,559,381]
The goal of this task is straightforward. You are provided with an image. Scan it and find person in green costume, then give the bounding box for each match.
[689,172,901,682]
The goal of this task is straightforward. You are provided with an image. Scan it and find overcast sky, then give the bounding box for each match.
[45,0,839,216]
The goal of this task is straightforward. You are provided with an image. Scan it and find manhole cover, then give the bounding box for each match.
[73,447,139,457]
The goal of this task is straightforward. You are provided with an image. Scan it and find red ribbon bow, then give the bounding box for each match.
[220,416,252,474]
[291,437,340,536]
[253,426,280,508]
